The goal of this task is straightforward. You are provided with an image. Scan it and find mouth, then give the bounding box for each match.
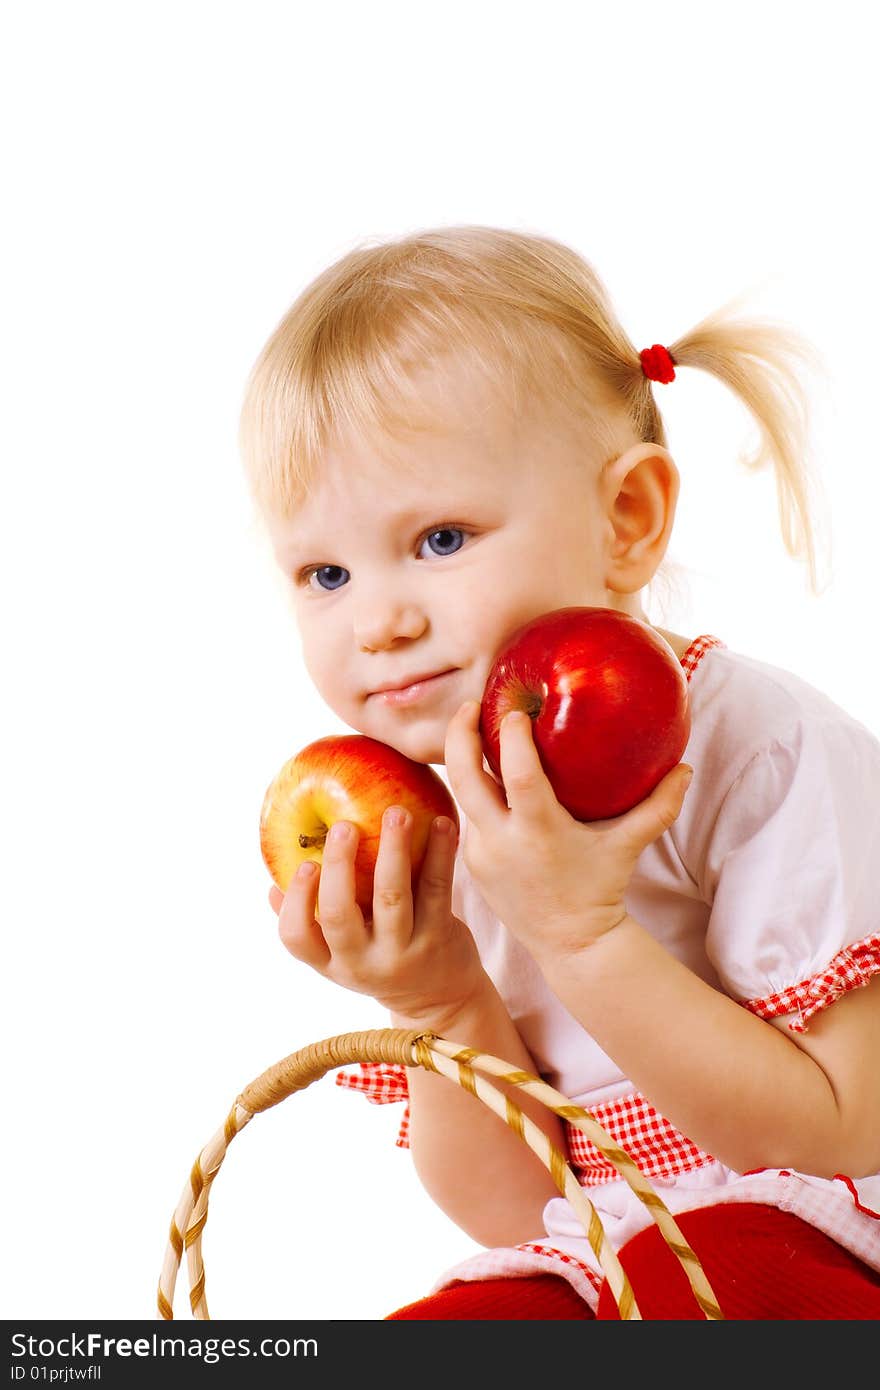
[369,668,458,707]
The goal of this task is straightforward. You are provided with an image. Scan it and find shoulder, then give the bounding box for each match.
[672,638,880,901]
[683,638,880,785]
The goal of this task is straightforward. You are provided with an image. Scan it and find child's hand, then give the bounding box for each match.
[268,807,487,1029]
[444,700,693,963]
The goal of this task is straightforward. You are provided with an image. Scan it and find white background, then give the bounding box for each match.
[3,0,878,1324]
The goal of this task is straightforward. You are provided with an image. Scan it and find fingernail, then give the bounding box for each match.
[296,859,318,881]
[384,806,409,829]
[682,766,694,784]
[503,709,528,727]
[433,815,454,836]
[328,821,351,844]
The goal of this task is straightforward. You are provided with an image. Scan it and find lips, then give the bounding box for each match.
[368,668,457,706]
[371,668,454,695]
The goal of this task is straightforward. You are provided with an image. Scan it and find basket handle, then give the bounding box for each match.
[157,1028,723,1321]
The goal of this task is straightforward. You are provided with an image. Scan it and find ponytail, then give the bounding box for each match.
[629,297,829,594]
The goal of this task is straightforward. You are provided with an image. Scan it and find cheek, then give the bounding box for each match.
[299,624,351,707]
[476,537,603,641]
[465,582,550,657]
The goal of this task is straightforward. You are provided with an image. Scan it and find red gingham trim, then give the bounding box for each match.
[514,1242,604,1297]
[679,633,725,680]
[336,1065,715,1182]
[565,1094,715,1186]
[742,932,880,1033]
[336,1063,411,1147]
[335,1061,408,1104]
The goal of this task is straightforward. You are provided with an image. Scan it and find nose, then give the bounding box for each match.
[353,593,428,652]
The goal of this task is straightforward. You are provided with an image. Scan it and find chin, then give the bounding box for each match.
[366,720,447,768]
[390,732,446,767]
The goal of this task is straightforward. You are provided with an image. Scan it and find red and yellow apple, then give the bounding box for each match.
[260,734,459,914]
[480,606,691,821]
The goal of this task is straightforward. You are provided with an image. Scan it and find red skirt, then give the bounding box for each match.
[385,1203,880,1320]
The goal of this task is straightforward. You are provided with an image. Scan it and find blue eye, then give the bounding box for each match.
[308,564,350,591]
[420,527,465,558]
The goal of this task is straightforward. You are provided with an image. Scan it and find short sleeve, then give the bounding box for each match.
[703,714,880,1032]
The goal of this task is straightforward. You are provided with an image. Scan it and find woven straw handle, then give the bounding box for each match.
[157,1028,723,1321]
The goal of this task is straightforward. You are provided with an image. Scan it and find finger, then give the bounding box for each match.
[614,763,694,854]
[268,883,284,915]
[412,813,458,929]
[497,710,557,821]
[277,860,330,968]
[371,806,416,946]
[314,820,368,945]
[444,700,508,826]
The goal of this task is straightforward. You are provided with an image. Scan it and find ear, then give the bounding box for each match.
[600,443,679,594]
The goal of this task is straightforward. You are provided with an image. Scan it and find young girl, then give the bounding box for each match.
[239,225,880,1320]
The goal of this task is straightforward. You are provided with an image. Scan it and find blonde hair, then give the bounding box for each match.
[239,224,828,592]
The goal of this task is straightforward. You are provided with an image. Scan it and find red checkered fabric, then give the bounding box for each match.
[679,632,726,677]
[333,1060,409,1105]
[743,932,880,1033]
[335,1063,714,1181]
[513,1242,605,1297]
[336,1063,412,1146]
[564,1094,715,1185]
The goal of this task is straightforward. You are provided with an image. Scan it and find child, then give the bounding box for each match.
[240,225,880,1320]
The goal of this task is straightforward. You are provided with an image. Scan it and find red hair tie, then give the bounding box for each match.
[639,344,676,384]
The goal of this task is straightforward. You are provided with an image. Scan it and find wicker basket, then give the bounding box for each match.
[158,1028,723,1320]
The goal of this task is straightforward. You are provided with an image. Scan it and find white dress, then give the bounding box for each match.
[338,636,880,1310]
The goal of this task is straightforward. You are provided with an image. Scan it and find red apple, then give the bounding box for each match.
[260,734,459,914]
[480,607,690,821]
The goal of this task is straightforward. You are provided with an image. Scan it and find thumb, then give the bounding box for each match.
[618,763,693,852]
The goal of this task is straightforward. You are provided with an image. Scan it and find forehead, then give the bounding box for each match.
[267,354,598,560]
[340,354,524,467]
[279,370,507,515]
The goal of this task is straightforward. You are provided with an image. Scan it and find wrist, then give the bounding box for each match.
[534,909,642,981]
[388,971,503,1042]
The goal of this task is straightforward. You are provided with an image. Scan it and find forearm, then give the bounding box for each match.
[390,978,564,1247]
[540,915,853,1178]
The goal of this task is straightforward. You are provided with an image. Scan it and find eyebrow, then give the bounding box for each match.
[380,503,461,528]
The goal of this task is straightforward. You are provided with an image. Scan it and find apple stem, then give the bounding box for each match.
[298,831,327,849]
